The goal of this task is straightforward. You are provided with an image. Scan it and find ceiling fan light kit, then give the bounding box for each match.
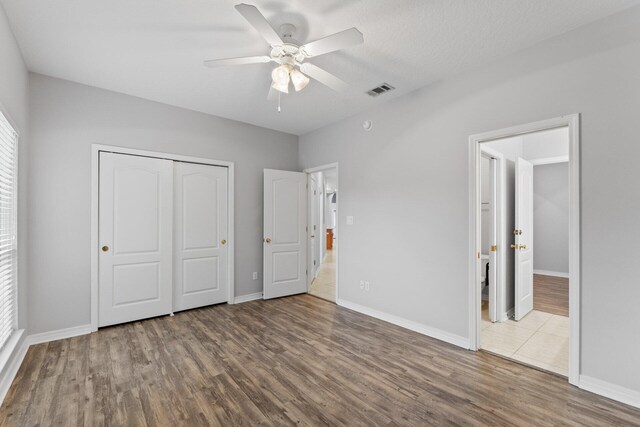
[204,3,364,109]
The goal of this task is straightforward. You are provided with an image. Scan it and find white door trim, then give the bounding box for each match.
[530,155,569,166]
[468,114,580,386]
[91,144,235,332]
[303,163,339,301]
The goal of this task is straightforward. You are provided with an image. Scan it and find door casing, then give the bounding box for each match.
[303,163,339,298]
[468,115,580,386]
[91,144,235,332]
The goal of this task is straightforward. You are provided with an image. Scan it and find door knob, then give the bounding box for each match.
[519,244,527,250]
[265,238,272,243]
[102,245,109,252]
[510,244,517,249]
[221,239,226,245]
[310,235,315,238]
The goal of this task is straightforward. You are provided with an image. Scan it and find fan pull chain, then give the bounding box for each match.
[278,91,282,113]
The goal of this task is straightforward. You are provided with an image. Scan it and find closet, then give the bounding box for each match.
[98,152,229,327]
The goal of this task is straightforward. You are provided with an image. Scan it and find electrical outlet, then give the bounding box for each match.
[346,216,354,225]
[359,280,365,290]
[365,281,370,291]
[252,272,258,280]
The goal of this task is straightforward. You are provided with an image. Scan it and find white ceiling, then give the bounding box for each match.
[2,0,638,135]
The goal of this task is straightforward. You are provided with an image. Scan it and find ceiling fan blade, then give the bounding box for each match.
[235,3,283,47]
[204,55,271,68]
[301,28,363,57]
[300,63,349,92]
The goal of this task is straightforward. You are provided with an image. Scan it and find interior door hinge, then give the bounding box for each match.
[490,245,497,252]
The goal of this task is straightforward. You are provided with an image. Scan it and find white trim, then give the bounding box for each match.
[26,324,93,346]
[530,155,569,166]
[533,269,570,278]
[0,330,27,405]
[91,144,236,330]
[304,162,339,173]
[579,376,640,409]
[468,114,581,386]
[303,163,339,301]
[233,292,263,304]
[337,298,469,349]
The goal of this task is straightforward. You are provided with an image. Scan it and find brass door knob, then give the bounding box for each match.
[510,244,518,249]
[102,245,109,252]
[221,240,226,245]
[265,238,272,243]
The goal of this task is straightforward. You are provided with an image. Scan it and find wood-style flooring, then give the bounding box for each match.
[534,273,569,316]
[2,295,639,426]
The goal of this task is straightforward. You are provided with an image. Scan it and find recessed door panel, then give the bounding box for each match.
[263,169,307,299]
[174,162,228,311]
[183,257,219,294]
[183,173,219,250]
[273,179,300,244]
[113,168,161,254]
[272,251,300,283]
[99,153,173,327]
[113,263,160,306]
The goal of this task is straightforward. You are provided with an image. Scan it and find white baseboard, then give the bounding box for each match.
[580,375,640,409]
[27,324,93,346]
[336,298,469,349]
[534,269,569,278]
[233,292,263,304]
[0,330,28,405]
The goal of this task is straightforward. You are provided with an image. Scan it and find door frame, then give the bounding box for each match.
[90,144,235,332]
[480,147,505,322]
[468,114,580,385]
[303,163,339,299]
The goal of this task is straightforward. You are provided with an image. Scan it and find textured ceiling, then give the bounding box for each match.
[2,0,639,135]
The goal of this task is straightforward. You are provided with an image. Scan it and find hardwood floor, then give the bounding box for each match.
[534,274,569,316]
[2,295,639,426]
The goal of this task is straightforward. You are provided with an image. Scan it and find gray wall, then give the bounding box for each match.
[299,7,640,393]
[534,163,569,274]
[0,1,29,380]
[28,73,298,334]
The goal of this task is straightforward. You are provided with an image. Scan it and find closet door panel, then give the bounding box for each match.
[98,153,173,327]
[174,162,229,311]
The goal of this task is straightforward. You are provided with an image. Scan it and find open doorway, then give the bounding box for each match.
[469,115,580,385]
[305,164,338,302]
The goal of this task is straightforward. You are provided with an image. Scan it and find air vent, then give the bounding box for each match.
[366,83,395,97]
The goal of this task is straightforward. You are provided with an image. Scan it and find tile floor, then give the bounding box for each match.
[481,303,569,376]
[308,247,336,302]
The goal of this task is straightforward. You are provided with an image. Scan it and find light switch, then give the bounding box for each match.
[346,216,354,225]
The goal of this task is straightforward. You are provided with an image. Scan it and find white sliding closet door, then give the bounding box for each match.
[173,162,229,311]
[99,153,173,327]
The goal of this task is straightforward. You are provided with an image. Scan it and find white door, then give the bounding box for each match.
[99,153,173,327]
[488,158,498,322]
[174,162,228,312]
[515,157,534,320]
[263,169,307,299]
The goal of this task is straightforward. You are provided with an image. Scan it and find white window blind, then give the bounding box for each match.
[0,111,17,351]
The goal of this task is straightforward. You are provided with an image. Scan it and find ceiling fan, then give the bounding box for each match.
[204,3,364,99]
